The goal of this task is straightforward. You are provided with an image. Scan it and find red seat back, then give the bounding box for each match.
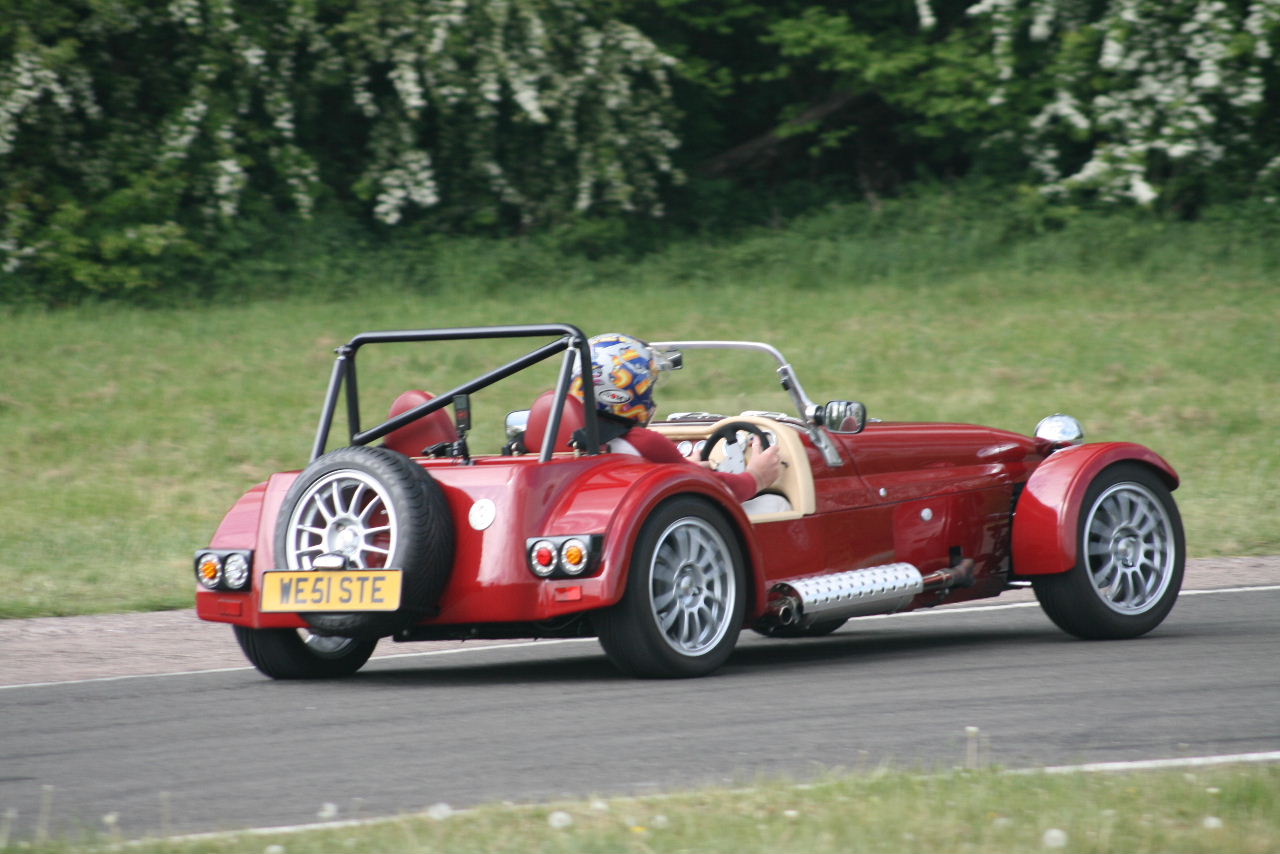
[383,390,458,457]
[524,390,585,454]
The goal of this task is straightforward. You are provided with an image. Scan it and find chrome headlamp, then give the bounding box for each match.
[1035,414,1085,448]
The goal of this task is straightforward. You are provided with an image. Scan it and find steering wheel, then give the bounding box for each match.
[699,420,772,463]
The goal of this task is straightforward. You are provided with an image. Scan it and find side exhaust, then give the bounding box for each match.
[763,559,976,629]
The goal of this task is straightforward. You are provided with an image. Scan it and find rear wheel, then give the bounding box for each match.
[275,446,454,639]
[233,626,376,679]
[595,498,745,678]
[1033,463,1184,639]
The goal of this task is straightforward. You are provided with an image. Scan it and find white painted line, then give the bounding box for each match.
[1035,750,1280,774]
[859,584,1280,620]
[0,664,255,690]
[3,585,1276,690]
[1184,584,1280,594]
[0,638,598,691]
[165,813,420,842]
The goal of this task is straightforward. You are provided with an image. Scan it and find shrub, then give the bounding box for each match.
[0,0,681,303]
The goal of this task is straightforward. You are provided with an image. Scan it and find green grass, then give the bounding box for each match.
[10,764,1279,853]
[0,190,1277,617]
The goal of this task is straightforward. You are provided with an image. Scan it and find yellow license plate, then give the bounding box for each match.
[260,570,403,612]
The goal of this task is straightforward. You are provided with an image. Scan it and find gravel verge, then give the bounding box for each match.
[2,556,1275,687]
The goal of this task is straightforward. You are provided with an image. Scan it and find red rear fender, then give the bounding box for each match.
[572,466,764,614]
[1011,442,1178,576]
[198,473,307,629]
[209,481,268,550]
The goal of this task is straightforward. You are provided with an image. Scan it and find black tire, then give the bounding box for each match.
[595,497,746,678]
[274,446,454,639]
[234,626,377,679]
[754,618,848,638]
[1033,463,1184,640]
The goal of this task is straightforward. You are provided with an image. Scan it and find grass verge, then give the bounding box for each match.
[0,189,1276,617]
[8,764,1278,853]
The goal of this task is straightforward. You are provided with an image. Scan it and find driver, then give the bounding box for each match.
[571,333,783,503]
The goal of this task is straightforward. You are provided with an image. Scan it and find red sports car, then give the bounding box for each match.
[195,324,1185,679]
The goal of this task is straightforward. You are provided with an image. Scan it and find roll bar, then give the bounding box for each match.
[310,323,600,464]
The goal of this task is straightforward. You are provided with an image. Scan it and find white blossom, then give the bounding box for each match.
[916,0,938,31]
[168,0,202,29]
[1129,175,1158,204]
[212,159,247,217]
[994,0,1280,207]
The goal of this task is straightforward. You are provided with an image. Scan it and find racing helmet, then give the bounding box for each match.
[572,333,660,424]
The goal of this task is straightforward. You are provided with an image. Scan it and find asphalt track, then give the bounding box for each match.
[1,587,1277,842]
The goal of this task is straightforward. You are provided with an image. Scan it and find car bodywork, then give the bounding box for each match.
[195,323,1184,678]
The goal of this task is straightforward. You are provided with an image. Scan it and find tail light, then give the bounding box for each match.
[525,536,602,579]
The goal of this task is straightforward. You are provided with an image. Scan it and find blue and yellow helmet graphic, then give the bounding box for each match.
[572,333,659,424]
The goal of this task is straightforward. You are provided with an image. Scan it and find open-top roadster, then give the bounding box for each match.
[195,323,1185,679]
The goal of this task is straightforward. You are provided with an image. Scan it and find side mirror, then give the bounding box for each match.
[654,348,683,372]
[454,394,472,435]
[505,409,530,441]
[819,400,866,434]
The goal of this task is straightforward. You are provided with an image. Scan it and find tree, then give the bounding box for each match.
[622,0,1280,213]
[0,0,681,300]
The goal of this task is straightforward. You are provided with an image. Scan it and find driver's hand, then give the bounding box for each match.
[747,440,783,491]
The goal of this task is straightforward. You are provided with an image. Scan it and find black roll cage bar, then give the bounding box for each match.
[310,323,601,464]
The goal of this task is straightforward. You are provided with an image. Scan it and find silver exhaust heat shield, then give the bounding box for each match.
[765,562,924,629]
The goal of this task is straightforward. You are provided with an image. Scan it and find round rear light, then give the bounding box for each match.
[560,539,588,575]
[530,540,557,577]
[196,554,223,590]
[223,553,251,589]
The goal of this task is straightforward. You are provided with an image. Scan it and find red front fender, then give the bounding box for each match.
[1011,442,1179,576]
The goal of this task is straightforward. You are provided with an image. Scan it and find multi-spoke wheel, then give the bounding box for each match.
[233,626,377,680]
[1033,463,1185,639]
[284,469,397,570]
[271,446,454,642]
[649,516,738,656]
[595,497,745,677]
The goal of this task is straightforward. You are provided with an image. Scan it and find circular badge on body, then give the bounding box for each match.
[469,498,497,531]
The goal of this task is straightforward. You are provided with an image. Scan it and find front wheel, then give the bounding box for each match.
[233,626,377,679]
[1033,463,1185,640]
[595,497,746,678]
